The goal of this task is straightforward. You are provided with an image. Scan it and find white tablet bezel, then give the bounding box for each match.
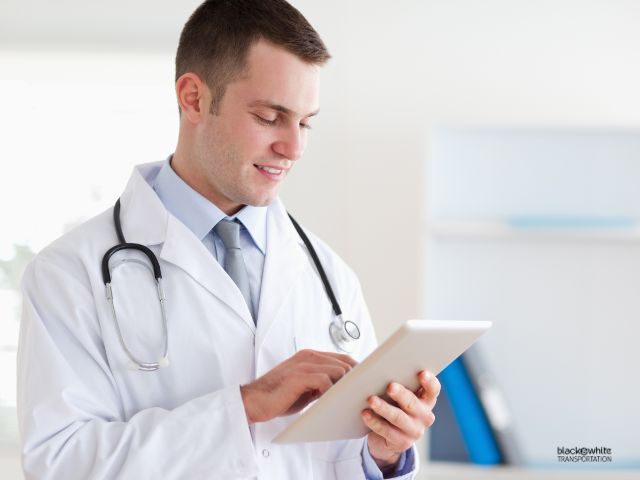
[273,319,492,444]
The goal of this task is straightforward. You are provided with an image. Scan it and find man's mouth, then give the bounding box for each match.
[254,163,288,181]
[255,165,283,175]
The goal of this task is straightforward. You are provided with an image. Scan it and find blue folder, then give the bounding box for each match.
[435,356,503,465]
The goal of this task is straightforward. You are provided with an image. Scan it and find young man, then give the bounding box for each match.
[18,1,439,478]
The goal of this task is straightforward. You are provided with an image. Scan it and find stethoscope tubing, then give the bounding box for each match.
[102,197,360,371]
[287,213,342,317]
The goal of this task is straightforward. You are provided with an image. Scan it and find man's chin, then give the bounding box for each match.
[244,194,278,208]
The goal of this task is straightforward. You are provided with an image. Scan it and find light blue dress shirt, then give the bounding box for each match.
[152,157,415,479]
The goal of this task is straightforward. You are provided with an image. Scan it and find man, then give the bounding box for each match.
[17,1,439,478]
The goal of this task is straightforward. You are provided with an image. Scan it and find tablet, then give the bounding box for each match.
[272,319,492,444]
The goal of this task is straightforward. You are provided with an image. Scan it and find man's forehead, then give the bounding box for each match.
[227,40,322,116]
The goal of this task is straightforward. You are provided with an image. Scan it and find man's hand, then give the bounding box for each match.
[362,370,440,470]
[240,349,357,424]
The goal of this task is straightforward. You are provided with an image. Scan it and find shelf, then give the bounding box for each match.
[426,220,640,242]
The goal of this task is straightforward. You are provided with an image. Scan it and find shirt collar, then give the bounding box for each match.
[153,156,267,254]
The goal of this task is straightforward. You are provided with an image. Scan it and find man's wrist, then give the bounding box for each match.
[240,384,258,424]
[371,449,401,471]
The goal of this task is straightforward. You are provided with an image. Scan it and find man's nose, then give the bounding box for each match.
[272,125,305,161]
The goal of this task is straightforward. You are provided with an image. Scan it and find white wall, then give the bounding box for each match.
[284,0,640,339]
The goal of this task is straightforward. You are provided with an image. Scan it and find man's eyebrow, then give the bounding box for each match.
[248,100,320,118]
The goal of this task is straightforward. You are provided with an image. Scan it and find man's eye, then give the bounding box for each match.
[255,115,277,126]
[300,123,312,130]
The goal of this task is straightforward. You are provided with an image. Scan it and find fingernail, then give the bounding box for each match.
[422,371,431,381]
[363,411,372,420]
[388,383,398,394]
[369,396,379,407]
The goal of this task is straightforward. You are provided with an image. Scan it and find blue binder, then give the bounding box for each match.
[437,356,503,465]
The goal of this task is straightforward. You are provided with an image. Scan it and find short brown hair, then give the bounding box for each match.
[175,0,330,114]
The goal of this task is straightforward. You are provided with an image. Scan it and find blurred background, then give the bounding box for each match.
[2,0,640,477]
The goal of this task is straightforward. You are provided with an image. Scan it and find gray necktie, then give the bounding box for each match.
[214,219,253,320]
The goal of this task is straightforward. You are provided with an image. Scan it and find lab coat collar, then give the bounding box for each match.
[119,161,308,337]
[118,162,168,246]
[120,162,254,331]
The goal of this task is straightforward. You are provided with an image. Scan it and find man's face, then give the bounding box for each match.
[192,40,321,214]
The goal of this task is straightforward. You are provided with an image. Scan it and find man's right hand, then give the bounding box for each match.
[240,349,357,424]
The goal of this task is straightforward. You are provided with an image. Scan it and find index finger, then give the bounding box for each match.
[316,350,358,368]
[299,349,358,368]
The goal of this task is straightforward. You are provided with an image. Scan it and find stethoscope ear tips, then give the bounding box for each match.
[158,357,170,368]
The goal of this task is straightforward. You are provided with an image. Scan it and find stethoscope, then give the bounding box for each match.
[101,198,361,371]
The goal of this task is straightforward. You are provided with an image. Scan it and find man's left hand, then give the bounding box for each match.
[362,370,441,470]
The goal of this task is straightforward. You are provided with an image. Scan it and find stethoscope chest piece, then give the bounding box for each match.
[329,314,361,353]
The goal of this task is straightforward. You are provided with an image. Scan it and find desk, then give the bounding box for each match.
[421,462,640,480]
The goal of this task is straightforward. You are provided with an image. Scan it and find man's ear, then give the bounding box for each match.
[176,73,208,123]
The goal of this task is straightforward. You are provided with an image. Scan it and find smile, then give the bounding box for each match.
[256,165,283,174]
[254,164,287,181]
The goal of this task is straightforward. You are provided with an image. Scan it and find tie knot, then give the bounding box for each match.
[214,219,241,250]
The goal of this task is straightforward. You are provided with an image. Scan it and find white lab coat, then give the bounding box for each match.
[18,162,413,479]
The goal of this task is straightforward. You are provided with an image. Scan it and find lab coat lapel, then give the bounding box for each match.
[159,216,255,331]
[121,162,255,331]
[256,199,307,350]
